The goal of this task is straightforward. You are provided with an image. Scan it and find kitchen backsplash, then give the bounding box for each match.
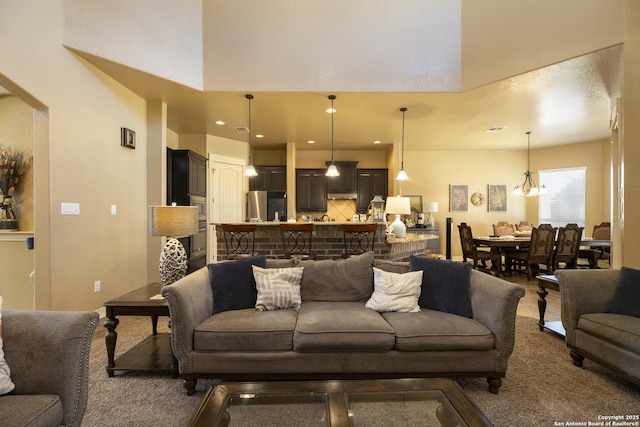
[297,199,357,222]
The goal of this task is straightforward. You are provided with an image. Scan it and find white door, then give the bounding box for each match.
[209,154,245,262]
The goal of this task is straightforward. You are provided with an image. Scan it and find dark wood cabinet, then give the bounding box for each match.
[167,149,207,205]
[250,166,287,192]
[325,161,358,194]
[356,169,388,212]
[296,169,327,211]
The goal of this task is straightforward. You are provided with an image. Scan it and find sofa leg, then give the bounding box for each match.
[570,350,585,367]
[184,379,197,396]
[487,377,501,394]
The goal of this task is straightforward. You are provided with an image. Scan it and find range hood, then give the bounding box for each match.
[327,192,357,200]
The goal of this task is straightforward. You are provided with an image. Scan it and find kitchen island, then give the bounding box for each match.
[212,222,437,262]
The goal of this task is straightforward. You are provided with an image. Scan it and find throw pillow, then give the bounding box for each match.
[253,266,304,311]
[605,267,640,317]
[0,296,15,395]
[409,256,473,318]
[208,256,267,314]
[366,267,423,313]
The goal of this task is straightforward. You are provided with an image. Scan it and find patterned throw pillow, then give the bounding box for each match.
[366,267,423,313]
[252,266,304,311]
[0,296,16,395]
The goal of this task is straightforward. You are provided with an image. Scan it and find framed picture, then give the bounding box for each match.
[405,195,423,222]
[488,184,508,212]
[449,184,468,212]
[121,127,136,149]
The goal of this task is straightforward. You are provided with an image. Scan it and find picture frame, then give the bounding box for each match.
[449,184,468,212]
[121,127,136,149]
[404,195,423,222]
[488,184,508,212]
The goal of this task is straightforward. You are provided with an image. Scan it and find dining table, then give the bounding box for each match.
[473,234,610,276]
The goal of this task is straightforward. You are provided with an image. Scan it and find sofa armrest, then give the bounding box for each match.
[555,269,620,345]
[468,270,525,371]
[161,266,213,374]
[3,310,99,427]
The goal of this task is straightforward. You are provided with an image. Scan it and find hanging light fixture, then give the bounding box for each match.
[512,131,547,196]
[325,95,340,177]
[244,94,258,177]
[396,107,408,181]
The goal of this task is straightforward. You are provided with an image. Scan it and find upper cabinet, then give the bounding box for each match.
[325,161,358,194]
[249,166,287,192]
[356,169,388,213]
[167,149,207,205]
[296,169,327,211]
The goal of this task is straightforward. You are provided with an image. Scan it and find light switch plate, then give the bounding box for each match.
[111,205,117,215]
[61,202,80,215]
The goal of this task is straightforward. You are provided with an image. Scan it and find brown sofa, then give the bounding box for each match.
[162,252,525,395]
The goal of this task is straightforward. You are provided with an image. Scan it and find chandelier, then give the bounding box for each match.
[512,131,547,196]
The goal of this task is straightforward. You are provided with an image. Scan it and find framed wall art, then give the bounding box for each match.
[449,184,468,212]
[121,127,136,149]
[405,195,423,223]
[488,184,508,212]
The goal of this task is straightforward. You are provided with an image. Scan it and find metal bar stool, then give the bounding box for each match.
[279,223,315,260]
[220,223,258,259]
[342,223,378,258]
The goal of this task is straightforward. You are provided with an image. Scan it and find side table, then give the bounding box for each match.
[536,274,565,336]
[103,282,177,377]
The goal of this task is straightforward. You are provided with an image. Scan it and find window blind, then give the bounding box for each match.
[538,167,586,227]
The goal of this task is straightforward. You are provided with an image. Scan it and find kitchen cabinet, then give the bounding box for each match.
[249,166,287,192]
[296,169,327,211]
[325,161,358,194]
[167,149,207,205]
[356,169,388,213]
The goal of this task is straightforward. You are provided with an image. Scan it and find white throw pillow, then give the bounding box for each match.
[253,266,304,311]
[366,267,423,313]
[0,296,15,395]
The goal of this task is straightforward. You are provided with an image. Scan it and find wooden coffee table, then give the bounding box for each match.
[187,378,492,427]
[103,282,177,377]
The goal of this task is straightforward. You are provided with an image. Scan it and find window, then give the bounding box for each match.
[538,167,586,227]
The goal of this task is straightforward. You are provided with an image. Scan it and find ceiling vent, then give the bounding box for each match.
[235,127,250,133]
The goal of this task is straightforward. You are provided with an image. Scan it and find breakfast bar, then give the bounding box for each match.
[213,222,437,262]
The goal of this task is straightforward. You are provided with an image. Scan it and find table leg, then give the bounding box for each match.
[537,282,548,332]
[104,315,119,377]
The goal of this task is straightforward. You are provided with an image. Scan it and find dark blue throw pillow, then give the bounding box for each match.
[605,267,640,318]
[208,256,267,314]
[409,255,473,318]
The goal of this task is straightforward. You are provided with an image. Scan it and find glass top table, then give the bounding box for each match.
[187,378,492,427]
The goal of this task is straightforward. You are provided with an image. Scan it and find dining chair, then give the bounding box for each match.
[505,223,558,280]
[279,222,315,260]
[342,223,378,258]
[220,223,258,260]
[553,223,584,271]
[516,221,533,232]
[458,222,495,273]
[578,222,611,268]
[492,221,515,237]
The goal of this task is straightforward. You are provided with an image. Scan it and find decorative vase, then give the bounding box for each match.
[0,196,18,231]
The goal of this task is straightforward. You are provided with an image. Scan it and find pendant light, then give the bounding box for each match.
[325,95,340,177]
[396,107,408,181]
[244,94,258,177]
[512,131,548,196]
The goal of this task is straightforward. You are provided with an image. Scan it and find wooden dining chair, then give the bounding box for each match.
[492,221,515,237]
[516,221,533,232]
[220,223,258,260]
[578,222,611,268]
[342,223,378,258]
[553,223,584,271]
[505,224,557,280]
[279,223,315,260]
[458,222,495,273]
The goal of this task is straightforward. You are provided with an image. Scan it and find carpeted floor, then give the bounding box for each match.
[82,311,640,427]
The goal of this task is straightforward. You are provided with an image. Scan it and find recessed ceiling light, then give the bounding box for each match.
[485,126,506,133]
[373,140,382,144]
[307,140,316,144]
[256,134,264,138]
[215,120,225,126]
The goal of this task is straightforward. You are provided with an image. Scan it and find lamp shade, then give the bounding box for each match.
[148,205,199,237]
[385,196,411,215]
[424,202,439,213]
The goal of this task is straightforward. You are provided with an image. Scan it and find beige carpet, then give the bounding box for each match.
[82,314,640,427]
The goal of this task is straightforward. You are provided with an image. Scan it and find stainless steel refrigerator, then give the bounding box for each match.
[248,191,287,221]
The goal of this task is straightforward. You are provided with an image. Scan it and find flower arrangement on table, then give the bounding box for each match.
[0,146,32,230]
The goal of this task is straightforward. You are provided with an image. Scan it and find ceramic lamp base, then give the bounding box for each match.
[159,237,188,286]
[390,214,407,238]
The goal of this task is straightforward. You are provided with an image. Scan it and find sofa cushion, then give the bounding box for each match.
[208,256,267,314]
[382,310,494,351]
[578,313,640,354]
[365,267,422,313]
[294,301,395,351]
[373,259,410,274]
[605,267,640,318]
[409,256,473,318]
[299,251,374,302]
[0,296,15,395]
[194,308,297,351]
[253,266,304,311]
[0,394,63,427]
[267,258,301,268]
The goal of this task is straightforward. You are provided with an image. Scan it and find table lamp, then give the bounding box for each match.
[385,196,411,238]
[148,203,199,286]
[424,201,439,228]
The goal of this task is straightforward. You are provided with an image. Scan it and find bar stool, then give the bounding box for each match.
[342,223,378,258]
[220,223,258,260]
[279,223,315,260]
